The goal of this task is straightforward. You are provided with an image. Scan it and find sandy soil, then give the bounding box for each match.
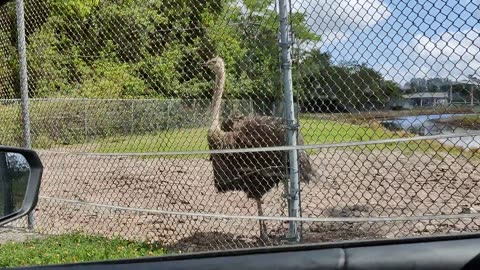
[8,148,480,251]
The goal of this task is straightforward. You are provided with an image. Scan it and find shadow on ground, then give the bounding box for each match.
[166,222,383,253]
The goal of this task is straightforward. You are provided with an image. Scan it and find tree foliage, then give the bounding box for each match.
[0,0,397,110]
[298,52,401,111]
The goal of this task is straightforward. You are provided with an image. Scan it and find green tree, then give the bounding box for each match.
[298,53,400,111]
[0,0,320,101]
[203,0,320,102]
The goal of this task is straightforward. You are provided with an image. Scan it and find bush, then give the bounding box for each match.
[0,103,23,147]
[27,20,77,97]
[0,98,268,148]
[78,60,154,99]
[30,100,88,145]
[25,99,212,146]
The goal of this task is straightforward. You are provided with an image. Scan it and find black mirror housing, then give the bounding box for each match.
[0,146,43,227]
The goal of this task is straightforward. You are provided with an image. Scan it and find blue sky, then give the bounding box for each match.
[293,0,480,86]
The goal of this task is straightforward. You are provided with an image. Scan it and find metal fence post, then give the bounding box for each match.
[15,0,34,230]
[470,85,474,107]
[249,97,254,116]
[84,100,88,141]
[130,100,134,134]
[278,0,300,243]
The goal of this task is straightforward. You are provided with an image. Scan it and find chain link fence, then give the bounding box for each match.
[1,0,480,254]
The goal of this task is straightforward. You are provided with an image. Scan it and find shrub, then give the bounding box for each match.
[78,60,153,99]
[1,98,269,148]
[0,103,23,147]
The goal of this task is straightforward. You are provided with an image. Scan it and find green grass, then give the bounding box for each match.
[0,233,166,268]
[92,117,396,154]
[2,101,477,160]
[300,116,402,154]
[89,117,406,156]
[301,116,432,156]
[95,128,209,153]
[300,116,397,143]
[300,115,479,159]
[84,116,478,159]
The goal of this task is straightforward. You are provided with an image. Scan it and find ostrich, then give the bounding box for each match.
[204,56,317,240]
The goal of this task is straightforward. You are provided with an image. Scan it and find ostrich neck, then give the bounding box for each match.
[210,69,225,131]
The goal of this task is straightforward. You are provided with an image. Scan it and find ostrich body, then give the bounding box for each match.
[205,57,316,239]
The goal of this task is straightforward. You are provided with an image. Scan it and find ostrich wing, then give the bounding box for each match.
[233,116,317,183]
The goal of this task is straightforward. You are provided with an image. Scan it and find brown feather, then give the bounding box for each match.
[208,115,316,199]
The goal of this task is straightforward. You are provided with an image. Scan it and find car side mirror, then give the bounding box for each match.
[0,146,42,226]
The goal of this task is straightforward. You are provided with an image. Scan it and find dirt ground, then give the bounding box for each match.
[0,226,43,244]
[8,147,480,251]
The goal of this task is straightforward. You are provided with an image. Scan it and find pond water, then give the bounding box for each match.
[380,114,480,150]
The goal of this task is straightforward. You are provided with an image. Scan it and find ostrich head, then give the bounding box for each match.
[204,56,225,75]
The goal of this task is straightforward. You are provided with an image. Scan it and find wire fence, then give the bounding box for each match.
[0,0,480,254]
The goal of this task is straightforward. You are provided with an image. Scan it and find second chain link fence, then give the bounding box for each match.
[0,0,479,252]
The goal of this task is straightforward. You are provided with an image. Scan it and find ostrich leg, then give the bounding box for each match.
[256,198,267,240]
